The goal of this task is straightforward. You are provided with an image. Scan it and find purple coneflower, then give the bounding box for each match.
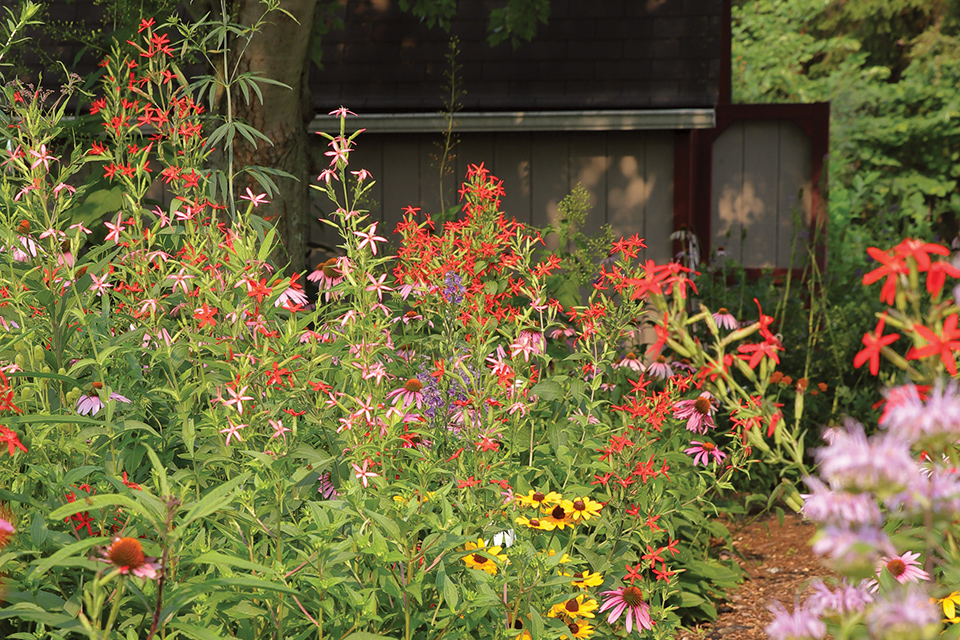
[712,307,739,330]
[684,441,726,466]
[615,351,645,373]
[598,586,654,635]
[646,355,673,379]
[387,379,426,410]
[672,391,717,434]
[316,472,340,499]
[810,524,896,576]
[877,550,929,586]
[103,537,161,580]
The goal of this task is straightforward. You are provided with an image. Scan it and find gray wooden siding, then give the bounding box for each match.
[711,120,813,269]
[312,131,675,263]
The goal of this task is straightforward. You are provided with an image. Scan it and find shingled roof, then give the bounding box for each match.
[312,0,724,114]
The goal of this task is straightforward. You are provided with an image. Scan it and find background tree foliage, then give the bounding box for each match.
[733,0,960,243]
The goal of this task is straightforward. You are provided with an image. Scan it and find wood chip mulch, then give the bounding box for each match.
[678,512,834,640]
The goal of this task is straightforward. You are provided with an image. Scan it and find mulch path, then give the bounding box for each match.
[678,512,832,640]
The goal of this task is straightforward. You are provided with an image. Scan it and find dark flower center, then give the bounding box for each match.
[551,505,566,520]
[565,598,580,613]
[656,355,666,363]
[887,558,906,577]
[529,518,541,527]
[321,258,340,278]
[109,537,145,569]
[472,553,488,564]
[718,307,728,314]
[701,442,716,451]
[573,500,586,511]
[404,379,423,393]
[533,491,545,502]
[622,586,644,606]
[625,352,637,360]
[568,622,580,634]
[694,397,711,415]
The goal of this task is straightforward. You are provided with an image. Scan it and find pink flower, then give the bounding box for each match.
[386,379,425,409]
[684,441,726,466]
[269,419,291,442]
[598,586,655,635]
[219,420,246,446]
[509,330,545,362]
[77,394,104,416]
[877,551,929,587]
[712,307,739,330]
[103,537,160,580]
[239,187,269,207]
[351,459,378,488]
[672,391,718,434]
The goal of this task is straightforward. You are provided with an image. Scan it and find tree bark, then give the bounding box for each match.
[232,0,317,275]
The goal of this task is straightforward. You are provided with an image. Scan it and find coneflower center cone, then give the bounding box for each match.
[109,537,146,569]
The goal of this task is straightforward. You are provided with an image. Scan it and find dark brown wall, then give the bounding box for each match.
[313,0,723,113]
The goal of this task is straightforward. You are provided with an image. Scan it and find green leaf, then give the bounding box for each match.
[167,621,227,640]
[530,379,563,401]
[341,633,399,640]
[173,471,251,538]
[48,494,159,530]
[190,551,272,574]
[28,536,110,579]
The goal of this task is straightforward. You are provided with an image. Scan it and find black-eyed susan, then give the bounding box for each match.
[515,490,562,509]
[549,595,599,620]
[541,548,572,564]
[562,496,603,522]
[462,538,507,575]
[568,570,604,589]
[567,620,595,638]
[543,504,574,529]
[940,591,960,623]
[515,515,556,531]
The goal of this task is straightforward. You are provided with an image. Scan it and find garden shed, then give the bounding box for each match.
[310,0,829,271]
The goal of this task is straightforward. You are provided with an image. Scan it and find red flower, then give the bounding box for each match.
[624,562,644,585]
[907,314,960,375]
[193,303,218,329]
[863,247,907,305]
[892,238,950,272]
[853,313,899,376]
[926,260,960,297]
[0,426,27,456]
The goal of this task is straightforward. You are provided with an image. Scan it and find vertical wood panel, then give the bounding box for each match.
[607,132,648,243]
[530,133,569,251]
[777,121,812,269]
[711,121,744,261]
[741,121,780,267]
[350,134,384,225]
[569,132,610,239]
[381,134,421,236]
[493,132,533,225]
[455,134,495,192]
[418,136,444,217]
[643,132,675,263]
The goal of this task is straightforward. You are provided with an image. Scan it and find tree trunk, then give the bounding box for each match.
[232,0,317,275]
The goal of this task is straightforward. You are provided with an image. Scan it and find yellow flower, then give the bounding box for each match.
[561,496,603,522]
[462,538,507,575]
[515,515,556,531]
[565,570,604,589]
[940,591,960,622]
[542,504,574,529]
[515,490,562,509]
[541,548,572,564]
[548,595,599,620]
[567,620,595,638]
